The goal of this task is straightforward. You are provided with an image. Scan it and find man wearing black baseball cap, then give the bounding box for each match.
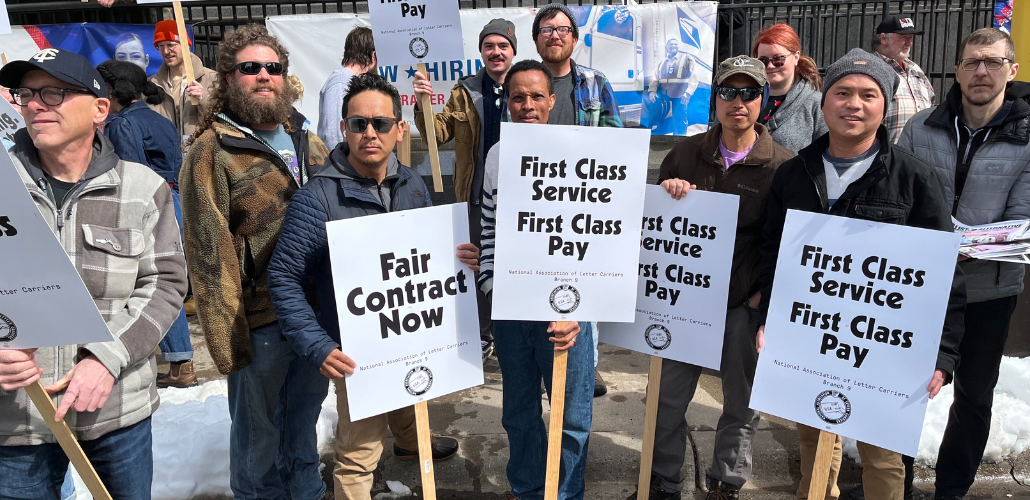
[873,14,935,143]
[0,48,187,499]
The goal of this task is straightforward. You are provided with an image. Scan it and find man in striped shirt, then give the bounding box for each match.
[873,15,936,143]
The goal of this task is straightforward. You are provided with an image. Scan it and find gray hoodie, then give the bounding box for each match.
[762,80,828,153]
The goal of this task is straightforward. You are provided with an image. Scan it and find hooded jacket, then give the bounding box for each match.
[761,80,828,153]
[148,53,219,142]
[1,130,187,445]
[898,81,1030,303]
[267,144,432,369]
[104,100,183,189]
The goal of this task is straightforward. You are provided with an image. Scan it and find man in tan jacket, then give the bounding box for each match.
[147,19,217,146]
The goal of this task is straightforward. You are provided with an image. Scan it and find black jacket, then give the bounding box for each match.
[757,126,965,379]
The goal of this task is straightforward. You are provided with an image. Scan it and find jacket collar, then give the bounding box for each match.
[214,108,307,146]
[925,81,1030,145]
[319,143,408,208]
[797,126,894,212]
[116,100,151,116]
[13,128,121,187]
[698,123,778,166]
[153,53,210,88]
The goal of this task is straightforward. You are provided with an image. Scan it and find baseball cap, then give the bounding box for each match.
[875,15,924,35]
[0,48,108,99]
[714,55,767,87]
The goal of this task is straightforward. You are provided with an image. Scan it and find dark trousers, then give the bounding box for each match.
[934,295,1018,495]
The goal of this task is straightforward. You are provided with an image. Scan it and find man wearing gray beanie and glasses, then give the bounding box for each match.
[754,48,965,500]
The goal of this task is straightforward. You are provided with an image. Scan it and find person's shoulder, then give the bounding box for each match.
[117,159,171,192]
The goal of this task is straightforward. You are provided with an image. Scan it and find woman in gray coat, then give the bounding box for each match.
[752,24,828,153]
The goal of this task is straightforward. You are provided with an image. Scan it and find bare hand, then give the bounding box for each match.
[413,71,434,100]
[46,355,115,421]
[957,254,970,262]
[186,81,204,100]
[547,321,581,352]
[0,349,42,391]
[756,325,765,353]
[457,243,480,271]
[661,179,695,200]
[97,0,115,7]
[320,349,356,379]
[928,369,946,399]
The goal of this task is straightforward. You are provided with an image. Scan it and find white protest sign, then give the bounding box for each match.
[0,0,11,36]
[600,187,738,367]
[1,97,24,146]
[327,203,483,421]
[750,210,960,456]
[491,123,649,322]
[367,0,464,68]
[0,151,112,349]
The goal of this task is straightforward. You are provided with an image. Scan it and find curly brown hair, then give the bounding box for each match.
[189,23,295,144]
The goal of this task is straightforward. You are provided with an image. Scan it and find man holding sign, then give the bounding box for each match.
[267,73,477,500]
[148,20,217,146]
[755,49,965,499]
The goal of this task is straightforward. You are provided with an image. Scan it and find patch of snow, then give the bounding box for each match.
[373,480,413,499]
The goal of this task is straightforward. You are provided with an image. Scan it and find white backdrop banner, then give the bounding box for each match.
[749,210,960,456]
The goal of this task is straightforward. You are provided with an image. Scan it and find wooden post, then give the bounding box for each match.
[415,63,444,193]
[398,122,412,166]
[808,430,838,500]
[1,53,9,66]
[543,320,576,500]
[172,2,200,106]
[24,381,114,500]
[413,401,438,500]
[635,356,663,495]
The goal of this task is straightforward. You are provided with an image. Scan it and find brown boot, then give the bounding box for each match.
[184,297,197,316]
[157,360,198,388]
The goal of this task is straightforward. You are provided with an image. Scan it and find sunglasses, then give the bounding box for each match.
[232,61,285,75]
[345,116,399,134]
[757,54,790,68]
[715,86,763,102]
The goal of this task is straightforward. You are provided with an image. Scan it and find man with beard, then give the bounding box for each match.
[148,19,218,146]
[872,15,935,143]
[179,24,331,500]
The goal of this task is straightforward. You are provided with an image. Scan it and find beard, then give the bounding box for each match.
[224,79,299,128]
[539,40,574,64]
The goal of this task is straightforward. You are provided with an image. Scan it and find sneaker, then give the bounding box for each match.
[626,483,681,500]
[393,436,459,461]
[156,360,198,388]
[481,340,495,361]
[594,369,607,397]
[705,480,740,500]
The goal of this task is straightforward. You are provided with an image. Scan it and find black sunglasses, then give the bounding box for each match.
[232,61,285,75]
[345,116,399,134]
[11,86,94,107]
[757,54,789,68]
[715,86,763,102]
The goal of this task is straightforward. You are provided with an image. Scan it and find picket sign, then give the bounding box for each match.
[542,326,571,500]
[172,1,199,106]
[416,63,444,192]
[809,431,837,500]
[635,356,663,494]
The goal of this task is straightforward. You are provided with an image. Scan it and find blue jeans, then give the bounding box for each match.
[493,321,595,500]
[0,417,153,500]
[227,322,329,500]
[159,189,192,362]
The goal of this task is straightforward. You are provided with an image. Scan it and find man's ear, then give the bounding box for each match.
[94,98,111,124]
[225,72,234,85]
[395,120,406,143]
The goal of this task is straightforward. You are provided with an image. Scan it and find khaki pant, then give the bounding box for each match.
[796,424,903,500]
[332,379,419,500]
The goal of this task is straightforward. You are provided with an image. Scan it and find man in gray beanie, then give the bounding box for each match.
[413,18,517,362]
[754,48,966,500]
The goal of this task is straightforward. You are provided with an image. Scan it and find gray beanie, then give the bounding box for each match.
[533,3,579,40]
[480,18,518,55]
[821,48,900,118]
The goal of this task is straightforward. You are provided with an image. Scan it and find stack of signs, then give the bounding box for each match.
[367,0,464,67]
[750,210,960,455]
[601,187,738,367]
[491,124,650,322]
[327,203,483,421]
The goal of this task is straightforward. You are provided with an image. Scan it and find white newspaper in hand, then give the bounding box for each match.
[952,217,1030,261]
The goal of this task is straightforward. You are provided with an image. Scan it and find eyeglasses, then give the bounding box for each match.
[715,86,762,102]
[156,41,180,51]
[11,86,94,107]
[757,54,790,68]
[539,26,573,37]
[232,61,285,76]
[344,116,399,134]
[493,84,503,109]
[958,57,1011,72]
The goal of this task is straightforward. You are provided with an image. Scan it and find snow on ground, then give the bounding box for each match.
[374,480,414,499]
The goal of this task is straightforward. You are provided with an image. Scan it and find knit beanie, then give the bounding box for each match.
[533,3,579,40]
[153,20,192,47]
[821,48,899,118]
[480,18,518,56]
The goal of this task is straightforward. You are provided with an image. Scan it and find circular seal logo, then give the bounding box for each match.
[644,324,671,350]
[409,37,429,59]
[549,285,580,314]
[404,365,434,396]
[0,313,16,343]
[814,390,852,425]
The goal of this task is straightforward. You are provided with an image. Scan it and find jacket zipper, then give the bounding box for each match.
[376,183,389,212]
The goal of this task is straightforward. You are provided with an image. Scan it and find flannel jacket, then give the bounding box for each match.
[571,59,624,128]
[1,130,187,445]
[877,52,935,143]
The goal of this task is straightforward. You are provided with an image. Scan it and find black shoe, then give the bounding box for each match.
[481,340,495,362]
[626,483,681,500]
[704,478,740,500]
[845,485,864,500]
[393,436,458,461]
[594,369,608,397]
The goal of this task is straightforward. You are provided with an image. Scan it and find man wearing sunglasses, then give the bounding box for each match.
[897,28,1027,500]
[872,15,935,143]
[148,19,218,147]
[631,56,795,500]
[267,72,479,499]
[413,18,518,364]
[0,48,187,500]
[179,25,332,500]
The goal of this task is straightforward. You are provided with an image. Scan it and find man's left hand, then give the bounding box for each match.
[457,243,480,271]
[45,355,116,421]
[928,369,946,399]
[187,81,204,100]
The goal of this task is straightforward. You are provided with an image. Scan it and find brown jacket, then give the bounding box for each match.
[148,53,219,141]
[413,71,486,204]
[657,123,794,308]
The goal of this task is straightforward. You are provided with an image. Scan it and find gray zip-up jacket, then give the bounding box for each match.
[762,80,828,154]
[1,130,187,445]
[899,82,1030,303]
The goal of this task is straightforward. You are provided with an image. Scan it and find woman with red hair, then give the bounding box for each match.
[752,24,828,152]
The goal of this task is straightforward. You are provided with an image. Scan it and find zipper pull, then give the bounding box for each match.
[56,209,64,229]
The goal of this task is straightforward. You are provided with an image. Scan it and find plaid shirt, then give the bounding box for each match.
[878,52,935,143]
[571,59,624,128]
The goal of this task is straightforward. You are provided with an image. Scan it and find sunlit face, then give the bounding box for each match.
[343,90,403,170]
[822,73,885,142]
[18,71,109,152]
[506,69,555,124]
[115,38,150,72]
[481,35,515,77]
[877,33,914,61]
[535,12,577,65]
[156,40,185,69]
[955,40,1019,107]
[226,45,284,104]
[756,43,799,89]
[715,74,763,133]
[666,39,680,59]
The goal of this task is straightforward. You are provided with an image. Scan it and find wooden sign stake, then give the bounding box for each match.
[1,53,9,66]
[398,122,412,166]
[415,63,444,193]
[24,381,114,500]
[543,321,576,500]
[808,430,837,500]
[413,401,438,500]
[171,2,200,106]
[635,356,663,495]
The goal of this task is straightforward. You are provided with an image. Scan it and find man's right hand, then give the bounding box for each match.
[0,349,42,391]
[757,325,765,353]
[320,349,357,380]
[661,179,695,200]
[412,71,434,110]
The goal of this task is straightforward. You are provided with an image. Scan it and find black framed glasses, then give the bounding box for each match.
[344,116,399,134]
[958,57,1011,72]
[11,86,93,107]
[757,54,790,68]
[539,26,573,37]
[232,61,285,76]
[715,86,762,102]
